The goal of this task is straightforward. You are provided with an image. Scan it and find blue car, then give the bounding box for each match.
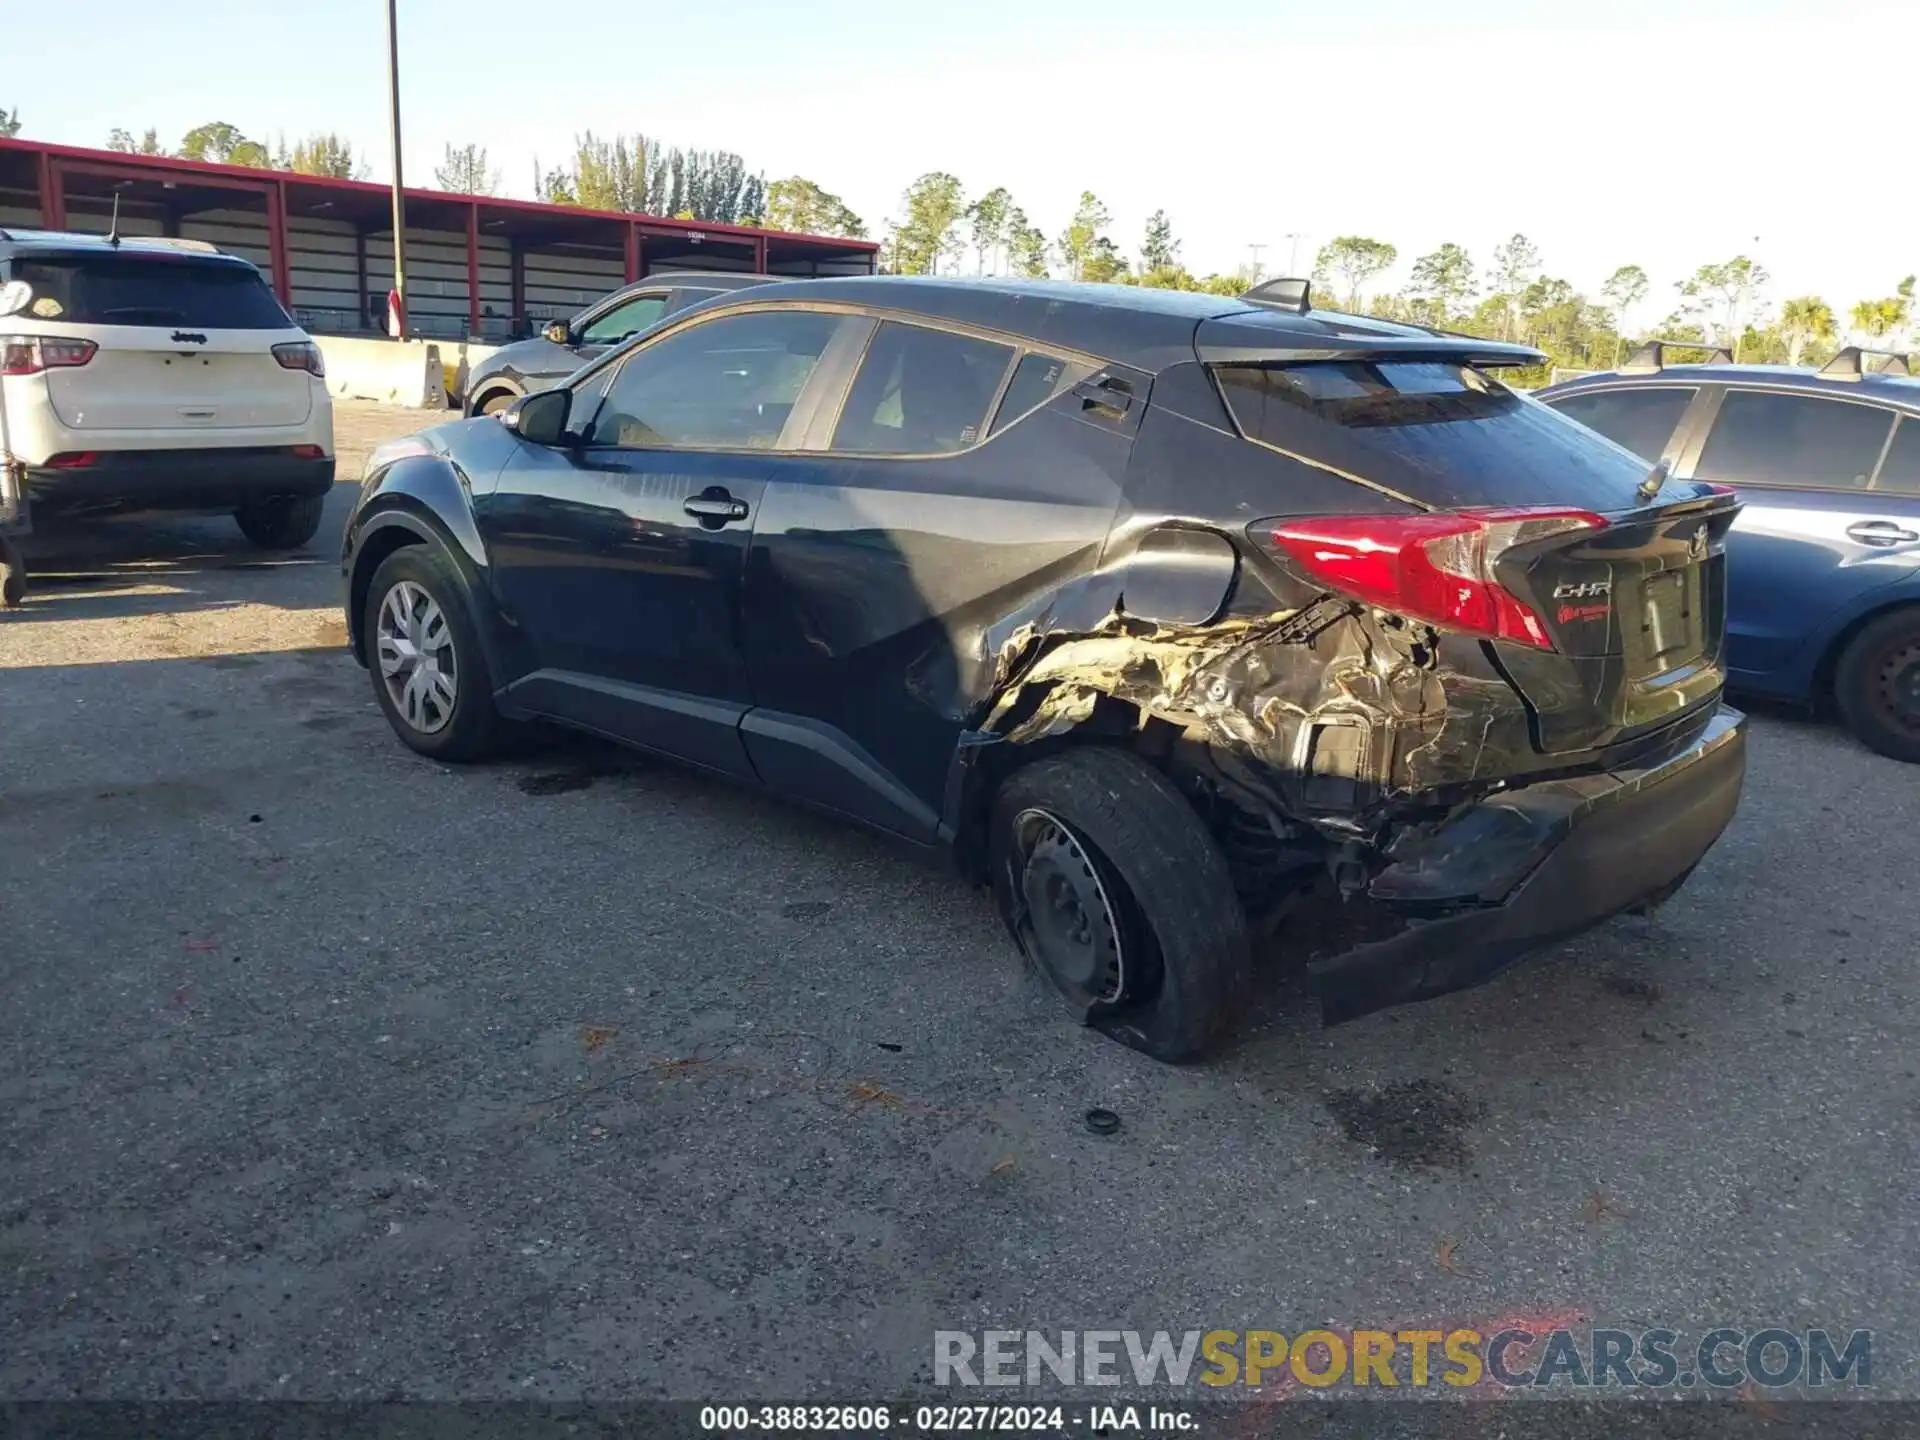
[1539,345,1920,761]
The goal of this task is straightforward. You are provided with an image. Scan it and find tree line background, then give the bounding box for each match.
[5,107,1912,384]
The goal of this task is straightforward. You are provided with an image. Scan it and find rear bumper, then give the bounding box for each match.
[1311,705,1747,1024]
[25,448,335,515]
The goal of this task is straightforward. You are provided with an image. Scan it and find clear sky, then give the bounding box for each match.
[6,0,1916,320]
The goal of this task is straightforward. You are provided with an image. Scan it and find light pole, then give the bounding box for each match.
[385,0,409,339]
[1246,243,1266,284]
[1285,232,1303,275]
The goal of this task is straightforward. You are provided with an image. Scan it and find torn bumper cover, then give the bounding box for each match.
[1312,706,1747,1025]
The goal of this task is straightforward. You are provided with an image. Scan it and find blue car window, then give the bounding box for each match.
[1696,390,1893,490]
[1875,417,1920,494]
[1546,386,1695,462]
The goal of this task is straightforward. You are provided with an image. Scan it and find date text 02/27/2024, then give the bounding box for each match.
[698,1404,1192,1433]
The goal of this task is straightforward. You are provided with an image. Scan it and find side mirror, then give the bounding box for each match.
[544,320,572,346]
[501,388,572,446]
[0,280,32,319]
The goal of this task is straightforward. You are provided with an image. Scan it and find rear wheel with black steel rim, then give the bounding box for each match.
[363,546,512,762]
[235,494,326,550]
[1835,608,1920,764]
[989,747,1250,1062]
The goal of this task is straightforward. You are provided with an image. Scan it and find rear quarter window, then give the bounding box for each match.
[1214,360,1659,511]
[10,255,292,329]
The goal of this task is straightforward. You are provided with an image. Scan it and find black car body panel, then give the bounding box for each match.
[343,276,1746,1028]
[460,272,778,414]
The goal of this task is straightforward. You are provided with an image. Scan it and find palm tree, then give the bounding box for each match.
[1778,296,1836,368]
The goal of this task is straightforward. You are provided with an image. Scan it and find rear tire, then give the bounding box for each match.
[0,540,23,608]
[363,546,513,763]
[989,747,1250,1062]
[478,391,518,417]
[1835,608,1920,763]
[235,494,326,550]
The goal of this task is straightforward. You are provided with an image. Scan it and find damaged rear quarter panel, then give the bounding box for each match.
[971,367,1541,841]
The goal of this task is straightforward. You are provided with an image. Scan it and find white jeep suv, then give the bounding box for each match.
[0,228,334,548]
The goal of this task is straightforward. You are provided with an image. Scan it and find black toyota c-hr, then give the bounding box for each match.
[342,275,1747,1061]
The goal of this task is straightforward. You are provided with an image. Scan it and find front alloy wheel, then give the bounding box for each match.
[376,579,458,734]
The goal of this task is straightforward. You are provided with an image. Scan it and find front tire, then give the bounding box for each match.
[477,390,518,417]
[1835,608,1920,763]
[235,494,326,550]
[989,747,1250,1062]
[363,546,512,762]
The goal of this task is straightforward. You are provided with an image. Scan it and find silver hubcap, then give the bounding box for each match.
[376,579,457,734]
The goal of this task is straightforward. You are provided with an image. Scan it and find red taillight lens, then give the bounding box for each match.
[0,336,98,376]
[1257,507,1607,650]
[44,451,99,469]
[272,341,326,378]
[289,444,325,459]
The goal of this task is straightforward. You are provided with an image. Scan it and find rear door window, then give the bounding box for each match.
[832,322,1015,455]
[1695,390,1895,490]
[10,255,291,328]
[1545,386,1696,461]
[1213,360,1658,510]
[1875,417,1920,494]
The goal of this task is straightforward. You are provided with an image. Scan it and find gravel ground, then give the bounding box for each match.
[1,401,1913,1416]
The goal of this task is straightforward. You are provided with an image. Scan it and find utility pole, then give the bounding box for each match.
[1246,243,1266,283]
[1285,232,1304,275]
[385,0,409,339]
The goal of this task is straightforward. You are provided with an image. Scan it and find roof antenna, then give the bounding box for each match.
[106,191,122,247]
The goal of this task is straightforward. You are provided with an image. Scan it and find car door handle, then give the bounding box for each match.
[1846,519,1920,546]
[683,489,750,526]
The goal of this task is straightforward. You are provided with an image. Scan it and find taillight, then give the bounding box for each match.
[272,341,326,378]
[289,444,325,459]
[44,452,99,469]
[0,336,98,376]
[1255,507,1607,650]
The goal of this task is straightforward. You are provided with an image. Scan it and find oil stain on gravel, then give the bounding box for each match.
[1324,1079,1488,1169]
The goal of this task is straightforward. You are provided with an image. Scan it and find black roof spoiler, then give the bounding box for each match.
[1196,330,1546,369]
[1619,337,1735,373]
[1818,345,1912,380]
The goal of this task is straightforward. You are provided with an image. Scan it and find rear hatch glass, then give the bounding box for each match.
[1214,360,1665,511]
[10,254,293,329]
[1218,359,1734,753]
[12,253,311,431]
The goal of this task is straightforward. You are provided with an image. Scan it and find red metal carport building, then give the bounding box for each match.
[0,137,878,341]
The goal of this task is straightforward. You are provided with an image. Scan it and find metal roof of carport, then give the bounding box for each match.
[0,137,878,335]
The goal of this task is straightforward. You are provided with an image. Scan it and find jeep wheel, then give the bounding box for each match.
[1836,608,1920,763]
[0,539,23,608]
[235,494,326,550]
[989,747,1250,1062]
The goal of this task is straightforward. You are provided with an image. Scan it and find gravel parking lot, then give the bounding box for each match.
[2,400,1915,1405]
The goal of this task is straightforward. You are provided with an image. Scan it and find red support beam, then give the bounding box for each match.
[266,179,292,308]
[467,201,482,340]
[624,222,640,284]
[753,236,768,274]
[509,243,525,335]
[38,154,65,230]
